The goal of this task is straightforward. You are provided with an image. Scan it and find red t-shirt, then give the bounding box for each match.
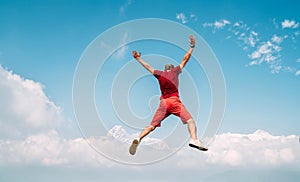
[153,65,182,99]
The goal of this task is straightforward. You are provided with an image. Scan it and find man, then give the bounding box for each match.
[129,35,207,155]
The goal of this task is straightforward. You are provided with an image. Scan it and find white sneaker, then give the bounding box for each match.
[129,138,140,155]
[189,139,208,151]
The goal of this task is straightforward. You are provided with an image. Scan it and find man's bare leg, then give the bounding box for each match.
[138,125,156,141]
[187,119,198,141]
[187,119,208,151]
[129,125,156,155]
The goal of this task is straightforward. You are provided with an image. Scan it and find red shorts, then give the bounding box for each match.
[151,96,192,127]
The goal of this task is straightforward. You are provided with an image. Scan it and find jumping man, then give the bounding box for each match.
[129,35,207,155]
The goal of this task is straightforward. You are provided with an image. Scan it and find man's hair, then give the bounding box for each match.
[164,64,174,71]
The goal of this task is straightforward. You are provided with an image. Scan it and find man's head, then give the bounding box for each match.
[164,64,174,71]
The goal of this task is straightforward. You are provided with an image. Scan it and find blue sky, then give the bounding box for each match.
[1,0,299,135]
[0,0,300,181]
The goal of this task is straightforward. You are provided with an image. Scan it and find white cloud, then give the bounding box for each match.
[247,34,257,47]
[248,41,276,64]
[223,21,259,49]
[248,35,285,73]
[100,32,130,60]
[0,66,64,139]
[249,60,258,65]
[203,19,231,29]
[176,12,198,24]
[251,31,258,36]
[176,130,299,167]
[233,22,240,27]
[119,0,133,14]
[296,70,300,76]
[259,41,273,54]
[0,130,108,167]
[203,18,300,75]
[245,33,293,74]
[214,19,231,29]
[281,19,299,29]
[249,51,261,60]
[190,13,197,21]
[203,19,232,35]
[1,125,299,169]
[238,27,259,48]
[113,32,129,59]
[176,13,188,24]
[273,18,279,29]
[271,35,284,44]
[0,125,170,167]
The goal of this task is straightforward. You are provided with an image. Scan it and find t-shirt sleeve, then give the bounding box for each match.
[153,70,162,79]
[173,65,182,75]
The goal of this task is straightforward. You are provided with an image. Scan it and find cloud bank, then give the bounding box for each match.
[177,129,299,168]
[1,125,299,168]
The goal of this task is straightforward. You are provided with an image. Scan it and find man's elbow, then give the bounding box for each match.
[145,65,154,74]
[149,67,154,74]
[179,61,186,69]
[184,53,191,61]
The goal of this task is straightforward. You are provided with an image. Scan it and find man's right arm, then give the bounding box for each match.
[132,50,154,74]
[179,35,195,70]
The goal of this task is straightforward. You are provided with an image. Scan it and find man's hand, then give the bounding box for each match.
[190,35,196,48]
[132,50,141,59]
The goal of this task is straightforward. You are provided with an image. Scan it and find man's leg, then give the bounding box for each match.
[129,99,167,155]
[175,99,208,151]
[129,125,156,155]
[170,97,199,141]
[138,125,156,141]
[187,119,197,141]
[186,119,208,151]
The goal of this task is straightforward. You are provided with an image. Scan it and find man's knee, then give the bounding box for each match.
[148,125,156,131]
[186,118,194,124]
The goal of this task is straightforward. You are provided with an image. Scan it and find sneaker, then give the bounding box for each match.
[189,139,208,151]
[129,138,140,155]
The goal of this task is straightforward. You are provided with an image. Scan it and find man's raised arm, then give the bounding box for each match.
[179,35,195,69]
[132,50,154,74]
